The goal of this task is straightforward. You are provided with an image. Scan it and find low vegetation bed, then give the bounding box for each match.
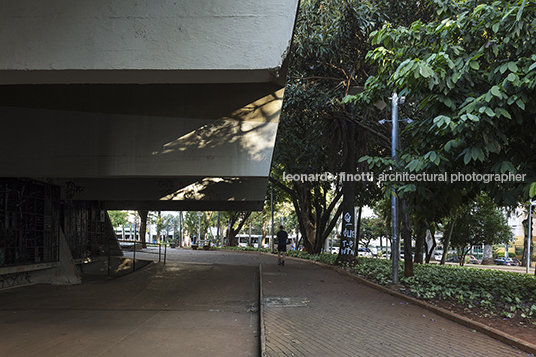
[350,258,536,320]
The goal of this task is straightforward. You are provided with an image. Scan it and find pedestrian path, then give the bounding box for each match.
[260,257,534,357]
[0,250,268,357]
[1,249,534,357]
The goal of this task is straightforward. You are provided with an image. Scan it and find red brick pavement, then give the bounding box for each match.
[260,257,535,357]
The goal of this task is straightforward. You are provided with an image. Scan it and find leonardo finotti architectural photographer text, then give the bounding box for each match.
[282,171,527,184]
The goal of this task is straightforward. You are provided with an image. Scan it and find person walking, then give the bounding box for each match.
[276,225,288,266]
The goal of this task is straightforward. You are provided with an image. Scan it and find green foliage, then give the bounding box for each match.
[349,0,536,205]
[225,246,270,253]
[402,264,536,320]
[108,210,129,228]
[184,211,206,241]
[276,249,339,264]
[359,217,387,247]
[274,0,432,253]
[448,193,513,260]
[354,259,536,320]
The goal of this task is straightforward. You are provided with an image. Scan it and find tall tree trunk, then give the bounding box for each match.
[401,200,413,277]
[440,216,456,265]
[312,188,343,254]
[269,176,342,255]
[291,181,316,253]
[355,206,363,247]
[229,212,252,246]
[522,217,529,267]
[481,244,494,265]
[138,210,148,248]
[337,121,356,264]
[414,219,425,264]
[423,229,436,264]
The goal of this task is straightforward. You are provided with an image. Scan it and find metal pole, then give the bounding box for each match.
[198,212,202,245]
[178,211,182,248]
[133,237,136,271]
[270,179,274,253]
[226,220,230,247]
[217,211,221,247]
[527,201,534,274]
[391,92,399,284]
[164,242,167,265]
[354,206,359,251]
[107,222,111,276]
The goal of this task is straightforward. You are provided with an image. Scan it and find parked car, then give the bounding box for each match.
[510,258,521,266]
[446,255,480,264]
[433,252,443,261]
[446,256,460,263]
[493,257,520,266]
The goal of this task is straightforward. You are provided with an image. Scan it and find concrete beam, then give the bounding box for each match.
[0,84,283,178]
[0,0,299,84]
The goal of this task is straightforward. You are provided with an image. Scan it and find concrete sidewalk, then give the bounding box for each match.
[260,257,535,357]
[0,250,270,357]
[1,249,534,357]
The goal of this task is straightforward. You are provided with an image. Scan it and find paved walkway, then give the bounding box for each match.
[0,250,270,357]
[0,249,534,357]
[261,256,534,357]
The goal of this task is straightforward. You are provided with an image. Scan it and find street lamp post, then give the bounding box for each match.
[378,94,408,284]
[391,93,400,284]
[270,178,274,253]
[217,211,221,247]
[197,211,202,245]
[527,200,535,274]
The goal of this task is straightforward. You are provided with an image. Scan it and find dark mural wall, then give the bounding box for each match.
[62,200,106,260]
[0,178,106,267]
[0,178,60,266]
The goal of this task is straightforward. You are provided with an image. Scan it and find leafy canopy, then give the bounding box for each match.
[346,0,536,204]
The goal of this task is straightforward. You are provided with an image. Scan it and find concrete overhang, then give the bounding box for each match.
[0,0,300,211]
[0,0,297,85]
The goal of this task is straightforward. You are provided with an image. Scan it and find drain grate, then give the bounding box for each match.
[263,297,309,307]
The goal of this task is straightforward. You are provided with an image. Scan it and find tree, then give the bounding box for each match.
[138,210,149,248]
[184,211,203,244]
[225,211,252,246]
[348,0,536,205]
[108,211,129,229]
[273,0,432,255]
[448,194,513,266]
[521,207,536,267]
[344,0,536,278]
[359,217,386,249]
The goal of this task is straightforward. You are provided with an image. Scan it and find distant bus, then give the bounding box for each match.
[236,234,262,248]
[236,234,296,250]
